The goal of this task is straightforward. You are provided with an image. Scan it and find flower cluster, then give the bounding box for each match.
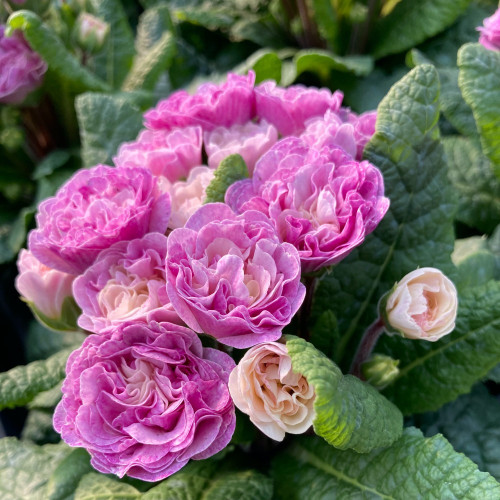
[17,71,407,481]
[478,7,500,51]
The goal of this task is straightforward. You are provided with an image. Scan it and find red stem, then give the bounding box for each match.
[350,316,385,378]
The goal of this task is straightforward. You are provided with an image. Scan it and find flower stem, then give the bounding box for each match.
[350,316,385,378]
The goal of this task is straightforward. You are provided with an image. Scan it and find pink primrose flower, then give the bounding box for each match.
[73,233,180,333]
[166,203,305,348]
[144,72,256,131]
[28,165,170,275]
[478,8,500,51]
[255,81,343,136]
[54,321,235,481]
[114,127,203,183]
[0,25,47,104]
[226,137,389,273]
[15,249,74,319]
[204,120,278,174]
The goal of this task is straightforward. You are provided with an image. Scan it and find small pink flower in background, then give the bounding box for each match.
[229,342,315,441]
[75,13,110,53]
[28,165,170,275]
[145,72,256,131]
[226,137,389,273]
[114,126,202,183]
[168,166,215,229]
[255,81,343,136]
[302,109,377,161]
[73,233,179,334]
[478,8,500,51]
[15,249,74,319]
[54,322,235,481]
[0,25,47,104]
[385,267,458,342]
[166,203,305,348]
[204,120,278,174]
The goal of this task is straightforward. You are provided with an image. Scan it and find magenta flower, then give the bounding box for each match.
[166,204,305,348]
[226,137,389,273]
[29,165,170,275]
[204,120,278,174]
[0,25,47,104]
[73,233,180,333]
[301,109,377,161]
[478,8,500,51]
[54,321,235,481]
[114,127,203,183]
[145,72,256,131]
[255,81,343,136]
[15,249,74,320]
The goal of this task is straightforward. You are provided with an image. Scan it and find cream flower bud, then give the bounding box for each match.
[384,267,458,342]
[228,342,315,441]
[75,13,109,53]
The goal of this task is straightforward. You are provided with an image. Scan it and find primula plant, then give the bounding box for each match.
[0,0,500,498]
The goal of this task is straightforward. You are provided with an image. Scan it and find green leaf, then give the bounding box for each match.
[46,449,93,500]
[286,336,403,452]
[75,462,273,500]
[0,439,71,500]
[33,150,72,180]
[445,137,500,233]
[0,346,74,410]
[122,32,176,91]
[76,92,144,167]
[89,0,136,88]
[458,43,500,176]
[21,410,61,445]
[416,384,500,481]
[370,0,470,58]
[308,0,339,52]
[313,64,456,369]
[251,51,282,84]
[7,10,108,93]
[488,363,500,383]
[452,236,499,291]
[204,154,249,204]
[135,4,174,55]
[272,428,500,499]
[380,280,500,415]
[309,310,339,360]
[27,382,63,411]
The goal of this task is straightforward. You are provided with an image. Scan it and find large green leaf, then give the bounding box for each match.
[272,428,500,499]
[445,136,500,233]
[135,4,174,55]
[74,461,273,500]
[313,64,456,369]
[370,0,470,58]
[380,280,500,415]
[458,43,500,177]
[89,0,136,88]
[286,337,402,453]
[76,92,144,167]
[0,439,71,500]
[7,11,108,93]
[122,32,176,91]
[416,384,500,481]
[0,346,73,410]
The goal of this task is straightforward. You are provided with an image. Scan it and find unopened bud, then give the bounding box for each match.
[75,12,109,53]
[362,354,399,390]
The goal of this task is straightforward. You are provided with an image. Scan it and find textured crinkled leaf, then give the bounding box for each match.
[0,347,73,410]
[27,382,63,411]
[416,384,500,481]
[0,439,71,500]
[135,5,174,55]
[272,428,500,499]
[205,154,249,204]
[7,11,108,93]
[458,43,500,177]
[452,237,499,291]
[309,310,339,360]
[76,92,143,167]
[89,0,136,88]
[370,0,470,58]
[445,137,500,233]
[380,281,500,415]
[21,410,61,445]
[122,31,176,91]
[286,337,403,452]
[313,65,456,369]
[46,448,93,500]
[74,462,273,500]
